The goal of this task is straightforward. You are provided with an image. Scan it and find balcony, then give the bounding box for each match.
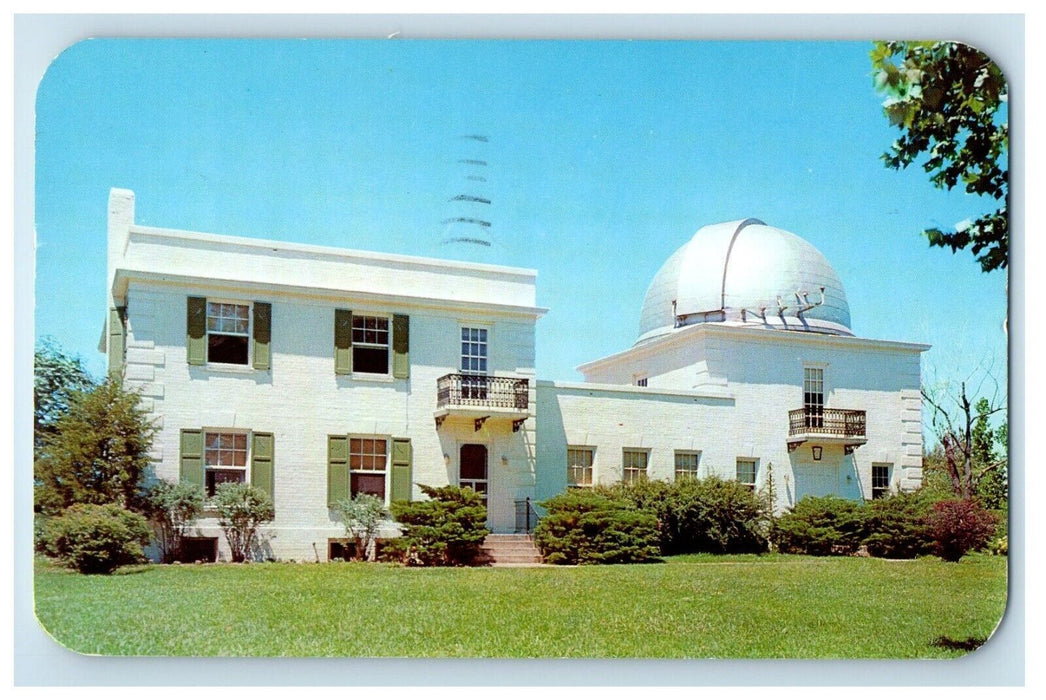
[787,407,867,451]
[435,373,531,432]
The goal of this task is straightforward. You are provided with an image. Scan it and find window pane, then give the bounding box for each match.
[206,468,246,497]
[208,335,249,364]
[351,472,386,499]
[353,346,389,374]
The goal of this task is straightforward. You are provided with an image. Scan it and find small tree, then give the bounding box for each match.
[333,493,389,561]
[145,480,205,563]
[39,503,151,574]
[34,376,157,515]
[924,499,997,562]
[213,483,275,563]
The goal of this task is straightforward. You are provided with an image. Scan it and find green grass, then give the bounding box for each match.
[33,554,1007,658]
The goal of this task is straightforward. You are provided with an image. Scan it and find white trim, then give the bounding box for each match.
[578,322,930,376]
[204,298,252,368]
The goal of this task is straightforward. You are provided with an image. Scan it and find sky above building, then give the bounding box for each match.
[34,38,1009,406]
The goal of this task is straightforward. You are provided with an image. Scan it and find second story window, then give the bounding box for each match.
[207,302,250,365]
[461,327,488,399]
[804,366,825,428]
[352,315,390,374]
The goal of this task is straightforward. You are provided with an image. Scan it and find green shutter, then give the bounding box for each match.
[390,438,413,503]
[180,429,204,488]
[253,302,272,371]
[328,435,349,506]
[334,309,352,375]
[251,432,275,499]
[187,297,207,365]
[108,307,126,377]
[392,314,410,379]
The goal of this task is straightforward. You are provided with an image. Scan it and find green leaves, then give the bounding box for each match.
[870,40,1009,271]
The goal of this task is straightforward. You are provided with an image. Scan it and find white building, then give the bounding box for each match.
[103,190,928,561]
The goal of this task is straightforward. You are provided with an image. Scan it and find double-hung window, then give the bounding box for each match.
[736,458,757,491]
[567,447,594,488]
[352,315,390,375]
[461,327,488,400]
[207,302,250,365]
[623,449,648,484]
[872,464,892,500]
[804,367,825,428]
[350,437,388,499]
[675,451,700,480]
[205,432,248,496]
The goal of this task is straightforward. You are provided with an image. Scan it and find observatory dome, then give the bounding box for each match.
[636,218,852,345]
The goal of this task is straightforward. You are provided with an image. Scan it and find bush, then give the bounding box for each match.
[924,499,997,562]
[40,503,151,574]
[771,496,866,556]
[213,483,275,563]
[534,488,660,565]
[333,493,389,561]
[144,480,205,563]
[388,485,490,566]
[861,491,934,559]
[630,477,769,555]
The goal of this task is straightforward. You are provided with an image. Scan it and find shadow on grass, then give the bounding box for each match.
[931,635,987,652]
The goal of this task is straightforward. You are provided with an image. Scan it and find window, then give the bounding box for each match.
[736,458,757,491]
[623,449,648,484]
[804,366,825,428]
[207,302,250,365]
[872,464,892,500]
[205,432,248,496]
[675,451,700,481]
[461,327,489,399]
[634,375,648,387]
[350,437,388,499]
[567,447,594,488]
[352,315,390,374]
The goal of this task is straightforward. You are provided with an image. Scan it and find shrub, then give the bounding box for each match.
[40,503,150,574]
[388,485,490,566]
[534,488,660,565]
[924,499,997,562]
[771,496,866,556]
[144,480,205,563]
[861,491,934,559]
[333,493,389,561]
[213,483,275,563]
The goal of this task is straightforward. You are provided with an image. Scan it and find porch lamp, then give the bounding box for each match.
[812,445,823,461]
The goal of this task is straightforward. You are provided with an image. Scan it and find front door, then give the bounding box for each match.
[459,444,489,511]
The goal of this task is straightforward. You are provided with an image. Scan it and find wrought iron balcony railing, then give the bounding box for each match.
[436,373,530,411]
[788,407,866,439]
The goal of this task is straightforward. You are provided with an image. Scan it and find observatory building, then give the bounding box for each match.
[103,190,927,561]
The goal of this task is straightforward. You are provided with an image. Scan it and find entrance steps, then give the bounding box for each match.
[481,534,543,565]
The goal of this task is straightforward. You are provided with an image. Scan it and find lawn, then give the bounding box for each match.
[33,554,1007,658]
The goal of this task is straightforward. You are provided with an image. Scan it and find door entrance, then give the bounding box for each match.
[459,444,489,507]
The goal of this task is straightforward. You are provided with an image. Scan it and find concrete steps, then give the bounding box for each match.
[481,534,543,565]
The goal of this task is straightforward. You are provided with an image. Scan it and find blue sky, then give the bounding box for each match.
[34,38,1008,404]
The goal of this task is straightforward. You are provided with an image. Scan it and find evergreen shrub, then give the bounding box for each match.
[771,495,866,556]
[387,484,490,566]
[861,491,934,559]
[40,503,151,574]
[534,488,660,565]
[608,477,769,554]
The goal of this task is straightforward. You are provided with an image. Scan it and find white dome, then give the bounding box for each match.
[636,219,852,344]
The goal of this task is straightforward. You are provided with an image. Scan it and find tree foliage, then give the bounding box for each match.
[34,337,95,449]
[34,376,157,515]
[871,41,1008,272]
[145,480,206,563]
[333,493,389,561]
[925,499,997,562]
[771,496,866,556]
[213,482,275,563]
